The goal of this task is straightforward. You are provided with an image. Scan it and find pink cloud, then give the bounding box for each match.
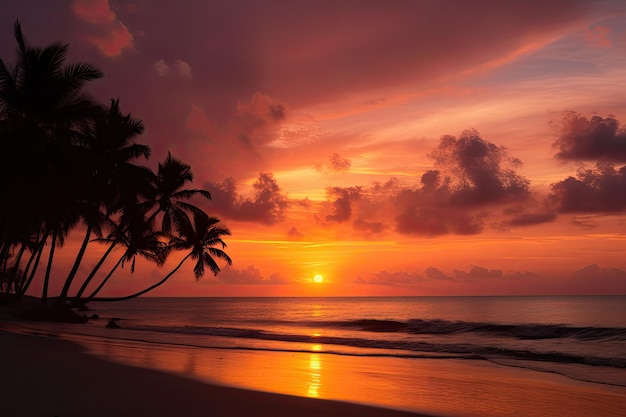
[584,25,613,47]
[154,59,193,79]
[185,105,214,137]
[233,93,287,149]
[72,0,133,58]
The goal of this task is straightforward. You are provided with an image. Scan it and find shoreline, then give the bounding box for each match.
[0,329,433,417]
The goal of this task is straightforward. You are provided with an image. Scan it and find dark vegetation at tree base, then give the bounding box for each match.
[15,301,88,323]
[0,21,232,322]
[0,294,85,323]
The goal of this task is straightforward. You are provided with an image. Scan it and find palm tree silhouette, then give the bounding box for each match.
[58,99,151,302]
[0,20,103,303]
[0,21,231,311]
[146,152,212,234]
[83,210,169,302]
[93,212,231,302]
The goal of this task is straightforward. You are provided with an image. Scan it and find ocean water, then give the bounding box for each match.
[6,296,626,416]
[44,296,626,383]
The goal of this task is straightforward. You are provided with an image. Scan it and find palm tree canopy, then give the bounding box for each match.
[97,213,169,273]
[81,99,152,210]
[0,21,103,128]
[147,152,212,234]
[169,213,232,279]
[0,20,104,252]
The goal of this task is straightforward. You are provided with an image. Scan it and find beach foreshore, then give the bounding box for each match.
[0,330,432,417]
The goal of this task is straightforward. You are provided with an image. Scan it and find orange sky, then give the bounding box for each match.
[3,0,626,296]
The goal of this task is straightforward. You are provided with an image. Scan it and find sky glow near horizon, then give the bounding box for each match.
[2,0,626,296]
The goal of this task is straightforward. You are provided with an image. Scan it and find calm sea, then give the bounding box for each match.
[22,295,626,389]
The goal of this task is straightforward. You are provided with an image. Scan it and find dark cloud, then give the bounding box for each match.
[505,212,558,227]
[233,93,286,149]
[506,271,539,280]
[287,226,304,240]
[325,186,362,222]
[430,130,530,206]
[393,130,531,236]
[217,265,290,284]
[447,266,537,281]
[549,163,626,213]
[561,264,626,293]
[370,178,403,194]
[357,265,537,286]
[316,153,351,173]
[572,264,626,281]
[344,178,399,235]
[425,267,452,281]
[395,192,485,235]
[553,112,626,162]
[354,270,424,285]
[570,217,598,229]
[454,266,502,280]
[295,198,313,209]
[353,218,386,234]
[204,172,289,224]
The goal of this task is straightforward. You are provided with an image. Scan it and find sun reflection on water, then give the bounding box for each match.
[307,344,323,397]
[312,304,323,317]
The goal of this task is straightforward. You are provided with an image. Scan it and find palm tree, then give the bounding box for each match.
[76,154,221,303]
[0,21,103,124]
[145,153,212,235]
[80,210,168,302]
[16,230,48,296]
[58,99,151,302]
[93,212,231,302]
[0,20,103,302]
[0,22,232,309]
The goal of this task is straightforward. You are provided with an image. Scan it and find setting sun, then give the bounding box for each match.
[313,275,324,283]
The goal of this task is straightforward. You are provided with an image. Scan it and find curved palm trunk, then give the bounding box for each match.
[42,230,58,304]
[18,232,48,295]
[6,243,27,294]
[83,255,125,301]
[72,241,117,300]
[59,224,92,301]
[92,253,191,302]
[0,238,13,269]
[0,243,8,266]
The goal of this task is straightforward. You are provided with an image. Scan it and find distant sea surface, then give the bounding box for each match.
[6,296,626,415]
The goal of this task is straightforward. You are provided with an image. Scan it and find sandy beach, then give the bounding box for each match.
[0,330,430,417]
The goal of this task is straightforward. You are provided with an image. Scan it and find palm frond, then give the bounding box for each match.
[119,143,151,161]
[171,189,212,201]
[61,62,104,89]
[13,21,26,66]
[207,247,232,266]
